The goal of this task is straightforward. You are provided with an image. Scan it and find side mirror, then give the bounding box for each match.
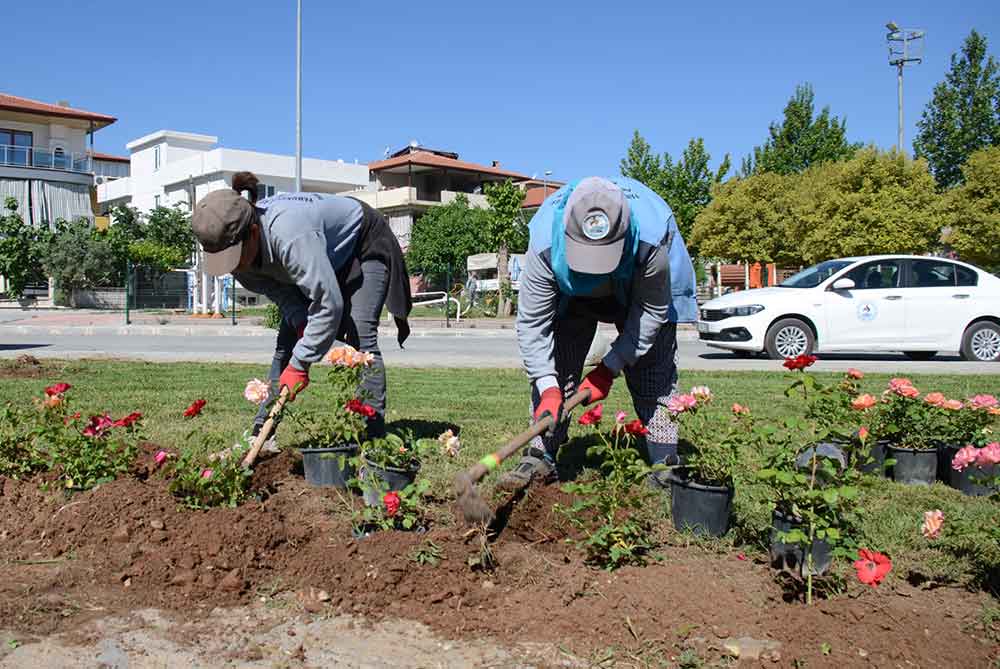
[831,277,855,291]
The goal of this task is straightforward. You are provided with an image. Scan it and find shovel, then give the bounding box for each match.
[454,388,590,524]
[241,386,291,469]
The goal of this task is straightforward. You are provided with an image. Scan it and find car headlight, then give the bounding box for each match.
[720,305,765,317]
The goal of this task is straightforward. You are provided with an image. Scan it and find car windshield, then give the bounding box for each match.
[779,260,855,288]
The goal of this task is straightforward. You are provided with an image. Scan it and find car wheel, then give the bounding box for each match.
[903,351,937,361]
[764,318,815,360]
[961,321,1000,362]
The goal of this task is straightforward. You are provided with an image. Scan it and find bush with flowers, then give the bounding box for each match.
[937,393,998,450]
[352,479,431,533]
[167,436,253,509]
[556,404,659,570]
[869,378,942,451]
[0,383,145,489]
[289,345,376,448]
[669,386,752,488]
[361,430,437,471]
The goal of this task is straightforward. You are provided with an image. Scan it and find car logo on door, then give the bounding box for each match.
[857,302,878,322]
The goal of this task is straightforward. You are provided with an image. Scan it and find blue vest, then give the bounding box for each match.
[527,177,698,323]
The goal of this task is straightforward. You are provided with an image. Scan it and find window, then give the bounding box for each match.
[842,260,903,290]
[154,195,160,208]
[53,147,67,169]
[153,145,161,171]
[0,129,33,166]
[256,184,276,201]
[957,266,978,287]
[779,259,853,288]
[909,259,979,288]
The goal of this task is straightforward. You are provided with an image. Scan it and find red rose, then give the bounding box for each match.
[782,354,818,371]
[624,419,649,436]
[113,411,143,428]
[853,549,892,587]
[578,404,603,426]
[383,491,401,517]
[345,398,376,418]
[183,399,206,418]
[44,382,71,397]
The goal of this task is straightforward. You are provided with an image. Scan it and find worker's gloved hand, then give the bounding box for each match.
[579,363,615,405]
[278,364,309,401]
[533,387,564,429]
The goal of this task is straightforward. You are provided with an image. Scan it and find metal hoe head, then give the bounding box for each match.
[454,471,495,525]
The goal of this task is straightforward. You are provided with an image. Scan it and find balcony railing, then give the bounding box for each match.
[0,145,92,173]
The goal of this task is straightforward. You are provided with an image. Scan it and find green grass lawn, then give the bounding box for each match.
[2,359,998,588]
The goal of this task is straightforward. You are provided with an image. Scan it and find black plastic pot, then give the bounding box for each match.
[769,510,832,577]
[300,444,358,488]
[360,458,420,506]
[858,440,890,476]
[942,444,999,496]
[887,445,938,485]
[666,470,732,537]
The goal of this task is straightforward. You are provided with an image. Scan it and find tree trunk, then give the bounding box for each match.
[497,244,511,317]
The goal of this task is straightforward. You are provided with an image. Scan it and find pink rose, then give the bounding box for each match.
[952,446,980,472]
[921,510,944,540]
[154,450,168,466]
[846,368,864,380]
[943,399,964,411]
[690,386,712,402]
[969,394,998,410]
[897,385,920,399]
[858,426,870,442]
[888,377,914,392]
[852,394,877,410]
[667,394,698,414]
[923,392,946,407]
[731,403,750,416]
[200,468,214,480]
[974,442,1000,467]
[615,411,627,424]
[243,378,270,405]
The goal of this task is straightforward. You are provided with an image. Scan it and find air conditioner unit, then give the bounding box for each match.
[95,176,106,185]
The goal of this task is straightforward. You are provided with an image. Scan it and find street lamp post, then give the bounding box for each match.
[295,0,302,193]
[542,169,553,200]
[885,21,925,154]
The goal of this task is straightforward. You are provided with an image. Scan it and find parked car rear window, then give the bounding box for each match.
[911,259,959,287]
[956,265,978,287]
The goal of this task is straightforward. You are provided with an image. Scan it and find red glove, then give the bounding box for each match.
[296,323,306,339]
[533,387,564,424]
[278,365,309,400]
[579,363,614,405]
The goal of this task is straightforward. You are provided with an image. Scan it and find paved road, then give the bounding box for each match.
[0,329,996,374]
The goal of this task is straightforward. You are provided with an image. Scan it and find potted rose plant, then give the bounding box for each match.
[937,394,999,495]
[282,345,375,487]
[666,387,749,537]
[359,430,436,506]
[871,378,942,485]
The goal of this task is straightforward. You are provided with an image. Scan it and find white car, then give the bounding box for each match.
[697,255,1000,362]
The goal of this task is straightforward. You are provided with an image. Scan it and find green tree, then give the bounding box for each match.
[914,30,1000,189]
[42,220,124,292]
[0,198,50,299]
[620,132,730,250]
[484,179,526,317]
[742,84,858,176]
[690,172,801,265]
[942,146,1000,268]
[406,194,491,285]
[789,149,944,263]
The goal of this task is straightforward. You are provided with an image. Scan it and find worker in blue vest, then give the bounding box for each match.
[499,176,697,490]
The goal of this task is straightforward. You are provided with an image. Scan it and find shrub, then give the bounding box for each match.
[167,440,252,509]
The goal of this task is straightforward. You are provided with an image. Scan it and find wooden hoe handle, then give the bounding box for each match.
[242,386,291,469]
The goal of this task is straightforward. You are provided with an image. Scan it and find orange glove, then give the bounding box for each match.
[533,387,563,424]
[278,365,309,400]
[579,363,614,405]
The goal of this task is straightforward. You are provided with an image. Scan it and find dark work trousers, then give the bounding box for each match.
[254,259,389,438]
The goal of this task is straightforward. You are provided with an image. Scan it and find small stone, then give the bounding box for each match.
[316,590,331,602]
[858,648,869,658]
[481,580,495,590]
[287,629,297,637]
[149,519,165,531]
[713,626,730,639]
[123,578,132,588]
[170,570,196,587]
[722,637,781,661]
[219,569,244,592]
[112,526,131,543]
[199,573,216,589]
[429,590,452,604]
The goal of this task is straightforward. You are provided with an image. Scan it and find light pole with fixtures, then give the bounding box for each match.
[885,21,925,154]
[542,170,553,200]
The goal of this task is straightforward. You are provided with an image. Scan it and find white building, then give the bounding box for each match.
[97,130,370,213]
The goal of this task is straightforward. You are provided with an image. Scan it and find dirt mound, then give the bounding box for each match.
[0,355,48,379]
[0,456,996,666]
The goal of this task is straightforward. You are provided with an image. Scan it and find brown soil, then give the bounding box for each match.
[1,449,997,667]
[0,355,49,379]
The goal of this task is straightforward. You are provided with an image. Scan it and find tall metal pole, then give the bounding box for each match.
[295,0,303,193]
[897,63,904,152]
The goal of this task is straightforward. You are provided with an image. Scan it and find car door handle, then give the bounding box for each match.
[884,295,902,301]
[952,294,970,299]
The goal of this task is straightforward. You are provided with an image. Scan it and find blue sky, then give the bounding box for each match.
[7,1,998,181]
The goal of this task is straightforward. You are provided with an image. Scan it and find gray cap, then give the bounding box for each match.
[191,189,256,276]
[563,177,630,274]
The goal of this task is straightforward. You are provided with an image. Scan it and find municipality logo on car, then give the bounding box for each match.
[857,302,878,322]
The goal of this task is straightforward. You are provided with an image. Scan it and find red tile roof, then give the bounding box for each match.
[0,93,116,128]
[521,187,556,208]
[368,150,529,181]
[91,151,130,163]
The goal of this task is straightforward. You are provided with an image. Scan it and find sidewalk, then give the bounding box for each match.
[0,307,698,339]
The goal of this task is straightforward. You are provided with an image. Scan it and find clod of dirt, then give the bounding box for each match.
[112,526,130,543]
[219,569,244,593]
[149,519,165,531]
[170,570,196,587]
